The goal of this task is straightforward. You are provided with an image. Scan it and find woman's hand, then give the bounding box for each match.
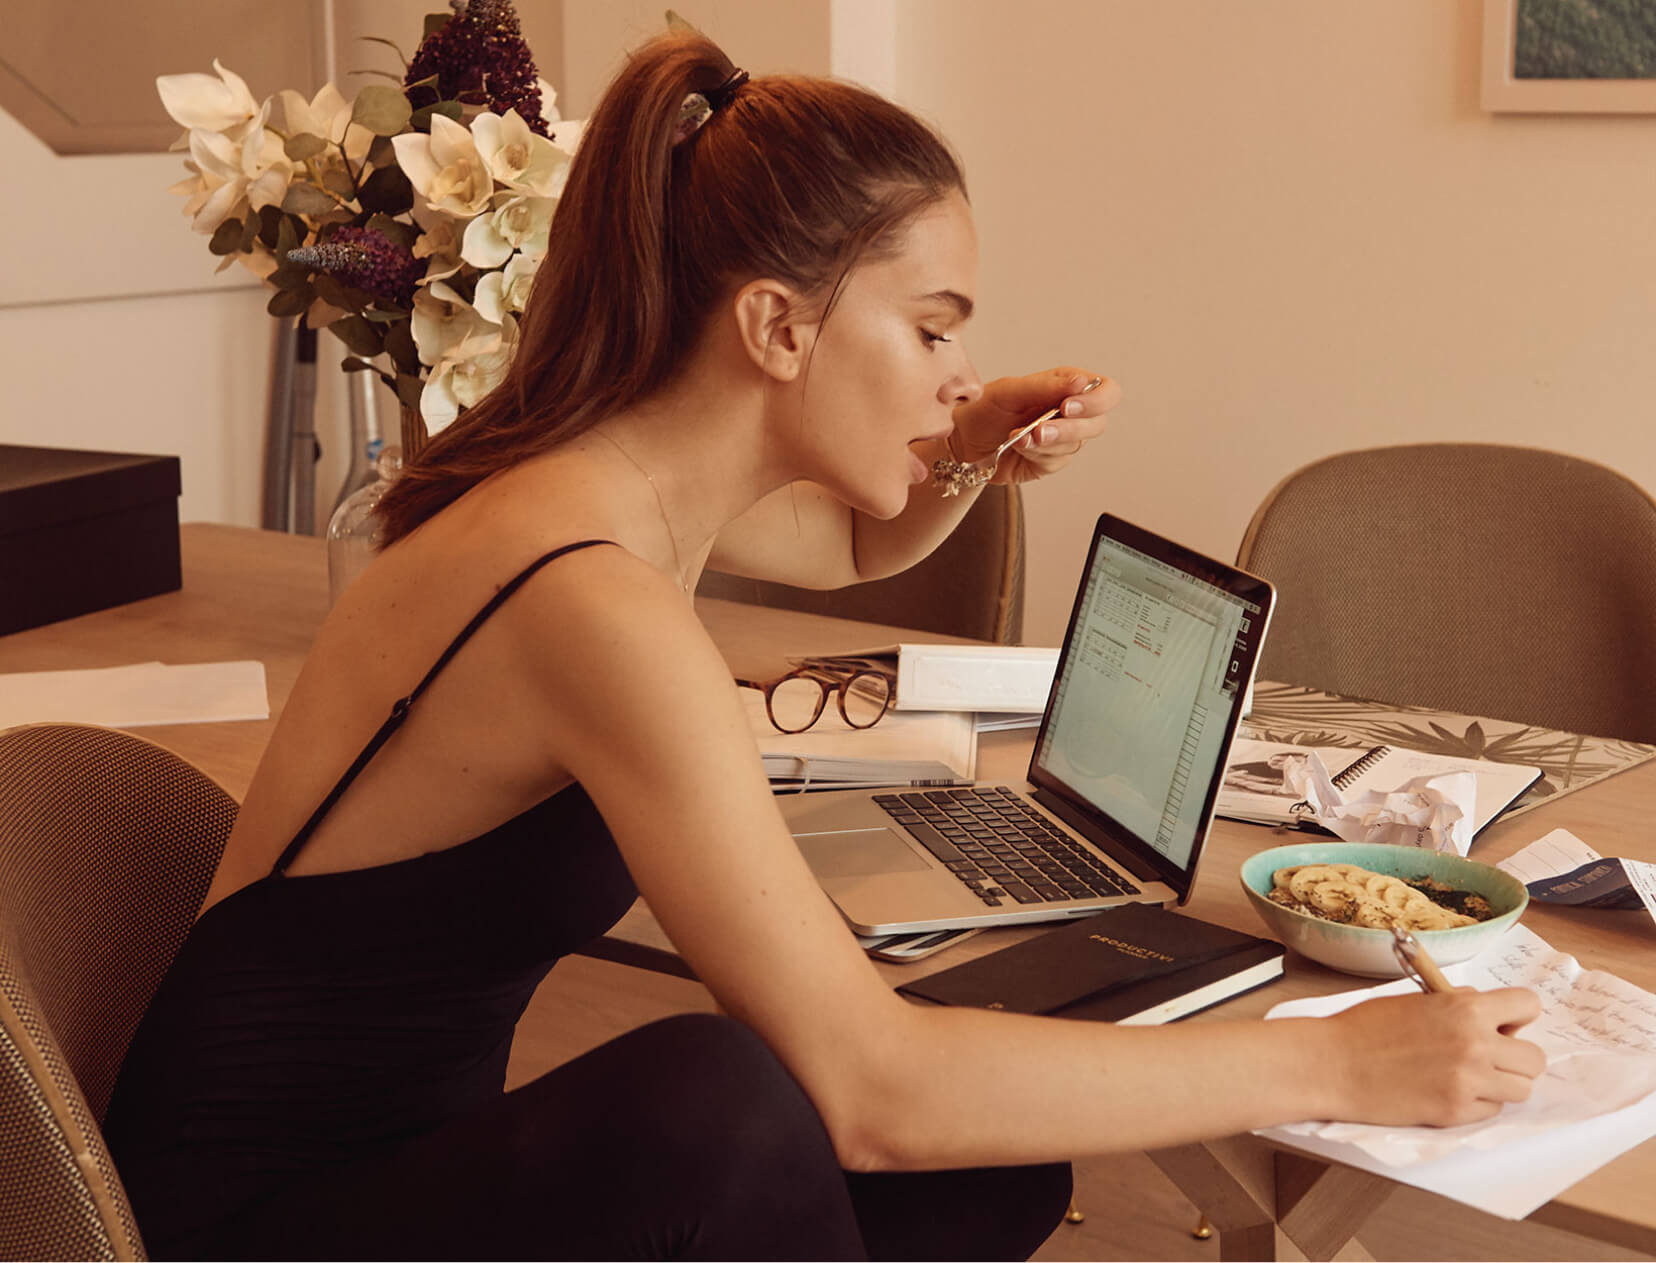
[1323,988,1546,1128]
[949,366,1121,485]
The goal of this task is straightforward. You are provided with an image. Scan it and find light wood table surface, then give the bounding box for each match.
[5,523,1653,1260]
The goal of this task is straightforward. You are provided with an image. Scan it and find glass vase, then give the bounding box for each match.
[326,445,402,606]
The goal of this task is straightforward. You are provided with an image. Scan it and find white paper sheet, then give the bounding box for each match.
[1289,756,1476,855]
[1253,924,1656,1218]
[0,661,270,728]
[1499,829,1656,925]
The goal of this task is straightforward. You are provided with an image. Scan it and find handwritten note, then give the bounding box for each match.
[1255,923,1656,1213]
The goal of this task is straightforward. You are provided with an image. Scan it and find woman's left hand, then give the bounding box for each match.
[950,366,1121,485]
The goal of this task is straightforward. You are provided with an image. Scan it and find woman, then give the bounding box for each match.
[105,32,1545,1261]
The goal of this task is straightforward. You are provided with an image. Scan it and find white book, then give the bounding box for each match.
[1216,738,1541,838]
[794,643,1059,714]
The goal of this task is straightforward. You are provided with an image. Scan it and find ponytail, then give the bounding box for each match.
[378,31,964,546]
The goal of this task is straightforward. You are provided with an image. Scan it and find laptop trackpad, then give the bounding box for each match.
[795,828,932,879]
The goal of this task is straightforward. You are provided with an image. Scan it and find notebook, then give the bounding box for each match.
[1215,738,1541,837]
[779,513,1276,935]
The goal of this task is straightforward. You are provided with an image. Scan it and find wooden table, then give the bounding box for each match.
[5,523,1654,1260]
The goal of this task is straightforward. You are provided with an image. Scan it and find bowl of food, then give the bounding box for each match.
[1239,841,1528,978]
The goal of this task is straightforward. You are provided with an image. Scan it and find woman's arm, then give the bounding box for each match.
[516,548,1544,1172]
[708,369,1119,589]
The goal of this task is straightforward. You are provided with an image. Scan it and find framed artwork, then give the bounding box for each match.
[1482,0,1656,113]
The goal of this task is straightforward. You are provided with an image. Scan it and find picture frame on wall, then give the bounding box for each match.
[1482,0,1656,113]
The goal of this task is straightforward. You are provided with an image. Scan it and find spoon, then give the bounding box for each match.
[931,376,1104,497]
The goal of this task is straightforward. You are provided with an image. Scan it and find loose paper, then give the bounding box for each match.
[1288,755,1476,855]
[1499,829,1656,925]
[1255,924,1656,1218]
[0,661,270,728]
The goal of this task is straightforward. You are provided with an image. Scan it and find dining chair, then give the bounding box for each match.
[1236,443,1656,743]
[696,483,1027,644]
[0,723,238,1261]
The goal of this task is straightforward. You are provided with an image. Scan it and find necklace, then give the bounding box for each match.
[592,429,693,598]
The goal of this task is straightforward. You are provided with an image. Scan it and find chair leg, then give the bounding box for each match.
[1192,1213,1213,1239]
[1064,1198,1085,1224]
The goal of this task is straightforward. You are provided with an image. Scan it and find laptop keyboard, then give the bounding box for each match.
[872,787,1141,909]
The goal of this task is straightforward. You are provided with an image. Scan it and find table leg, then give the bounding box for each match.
[1148,1141,1278,1261]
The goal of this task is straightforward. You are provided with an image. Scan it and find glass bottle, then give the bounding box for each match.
[325,445,402,606]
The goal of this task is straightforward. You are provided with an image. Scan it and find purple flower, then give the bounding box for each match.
[405,0,548,137]
[288,226,422,306]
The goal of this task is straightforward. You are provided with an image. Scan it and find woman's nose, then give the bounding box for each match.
[944,362,983,408]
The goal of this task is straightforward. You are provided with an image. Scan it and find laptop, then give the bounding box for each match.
[780,513,1275,935]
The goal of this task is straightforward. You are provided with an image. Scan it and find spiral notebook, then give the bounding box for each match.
[1215,738,1541,837]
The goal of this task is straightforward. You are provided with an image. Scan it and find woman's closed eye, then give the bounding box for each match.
[920,329,954,348]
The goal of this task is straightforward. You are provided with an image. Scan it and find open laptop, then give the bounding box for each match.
[781,513,1275,935]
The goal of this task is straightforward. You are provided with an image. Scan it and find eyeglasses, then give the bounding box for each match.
[736,664,896,734]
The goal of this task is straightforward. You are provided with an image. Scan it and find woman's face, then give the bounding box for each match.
[792,193,983,518]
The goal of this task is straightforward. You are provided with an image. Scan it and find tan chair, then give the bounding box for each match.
[0,724,238,1261]
[697,483,1026,644]
[1237,443,1656,743]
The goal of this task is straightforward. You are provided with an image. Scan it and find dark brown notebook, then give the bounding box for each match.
[896,905,1284,1026]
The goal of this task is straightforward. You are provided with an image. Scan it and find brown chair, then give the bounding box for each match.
[0,724,238,1261]
[1236,443,1656,743]
[697,483,1027,644]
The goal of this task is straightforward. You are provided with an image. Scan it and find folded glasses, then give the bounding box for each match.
[736,664,896,734]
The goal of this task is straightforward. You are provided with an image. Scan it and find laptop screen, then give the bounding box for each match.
[1029,515,1273,896]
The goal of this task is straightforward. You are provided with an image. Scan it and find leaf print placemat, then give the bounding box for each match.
[1240,681,1656,820]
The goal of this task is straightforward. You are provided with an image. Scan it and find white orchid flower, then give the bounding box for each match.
[410,202,466,283]
[276,83,374,163]
[548,118,585,155]
[473,253,540,324]
[471,109,570,198]
[420,325,515,434]
[411,280,497,368]
[537,77,561,127]
[460,192,554,268]
[156,59,260,134]
[174,101,293,233]
[393,114,493,218]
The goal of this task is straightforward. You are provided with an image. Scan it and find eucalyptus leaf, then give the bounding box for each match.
[237,212,260,253]
[665,9,701,33]
[361,309,405,323]
[365,212,418,251]
[395,371,425,412]
[312,273,376,313]
[367,135,395,167]
[268,264,312,292]
[352,84,413,137]
[208,217,243,256]
[357,164,413,215]
[340,356,379,372]
[282,183,340,216]
[330,315,385,357]
[384,320,420,376]
[284,132,330,161]
[268,284,314,318]
[322,165,358,200]
[275,215,299,259]
[256,204,284,249]
[423,12,451,39]
[409,100,463,132]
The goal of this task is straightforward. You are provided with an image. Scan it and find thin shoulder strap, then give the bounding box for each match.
[270,538,615,877]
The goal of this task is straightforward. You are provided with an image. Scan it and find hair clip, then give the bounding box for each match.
[674,67,749,146]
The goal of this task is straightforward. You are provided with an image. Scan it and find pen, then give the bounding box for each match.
[1390,925,1455,994]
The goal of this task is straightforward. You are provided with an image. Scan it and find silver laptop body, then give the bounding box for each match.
[781,513,1275,935]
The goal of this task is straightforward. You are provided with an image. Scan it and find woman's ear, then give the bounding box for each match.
[731,279,814,382]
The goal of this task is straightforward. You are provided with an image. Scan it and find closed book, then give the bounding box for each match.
[895,905,1285,1025]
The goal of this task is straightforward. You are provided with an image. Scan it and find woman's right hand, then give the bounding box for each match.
[1325,988,1547,1128]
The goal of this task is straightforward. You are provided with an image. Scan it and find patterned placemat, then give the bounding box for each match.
[1240,681,1656,820]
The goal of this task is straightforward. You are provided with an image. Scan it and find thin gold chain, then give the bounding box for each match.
[592,429,692,597]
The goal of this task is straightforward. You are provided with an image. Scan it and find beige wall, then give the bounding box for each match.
[894,0,1656,645]
[5,1,1653,640]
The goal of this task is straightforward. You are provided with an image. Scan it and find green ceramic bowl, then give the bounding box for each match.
[1239,841,1528,979]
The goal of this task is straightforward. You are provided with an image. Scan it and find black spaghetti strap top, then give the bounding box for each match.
[104,539,642,1248]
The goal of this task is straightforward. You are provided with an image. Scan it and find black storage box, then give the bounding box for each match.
[0,445,183,636]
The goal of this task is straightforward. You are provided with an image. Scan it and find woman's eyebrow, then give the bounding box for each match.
[915,289,974,319]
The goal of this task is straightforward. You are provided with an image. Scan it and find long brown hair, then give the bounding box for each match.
[376,31,966,546]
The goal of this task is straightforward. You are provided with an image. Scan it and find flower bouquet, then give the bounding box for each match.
[156,0,578,455]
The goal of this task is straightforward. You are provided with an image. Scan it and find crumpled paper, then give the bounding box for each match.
[1286,755,1476,856]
